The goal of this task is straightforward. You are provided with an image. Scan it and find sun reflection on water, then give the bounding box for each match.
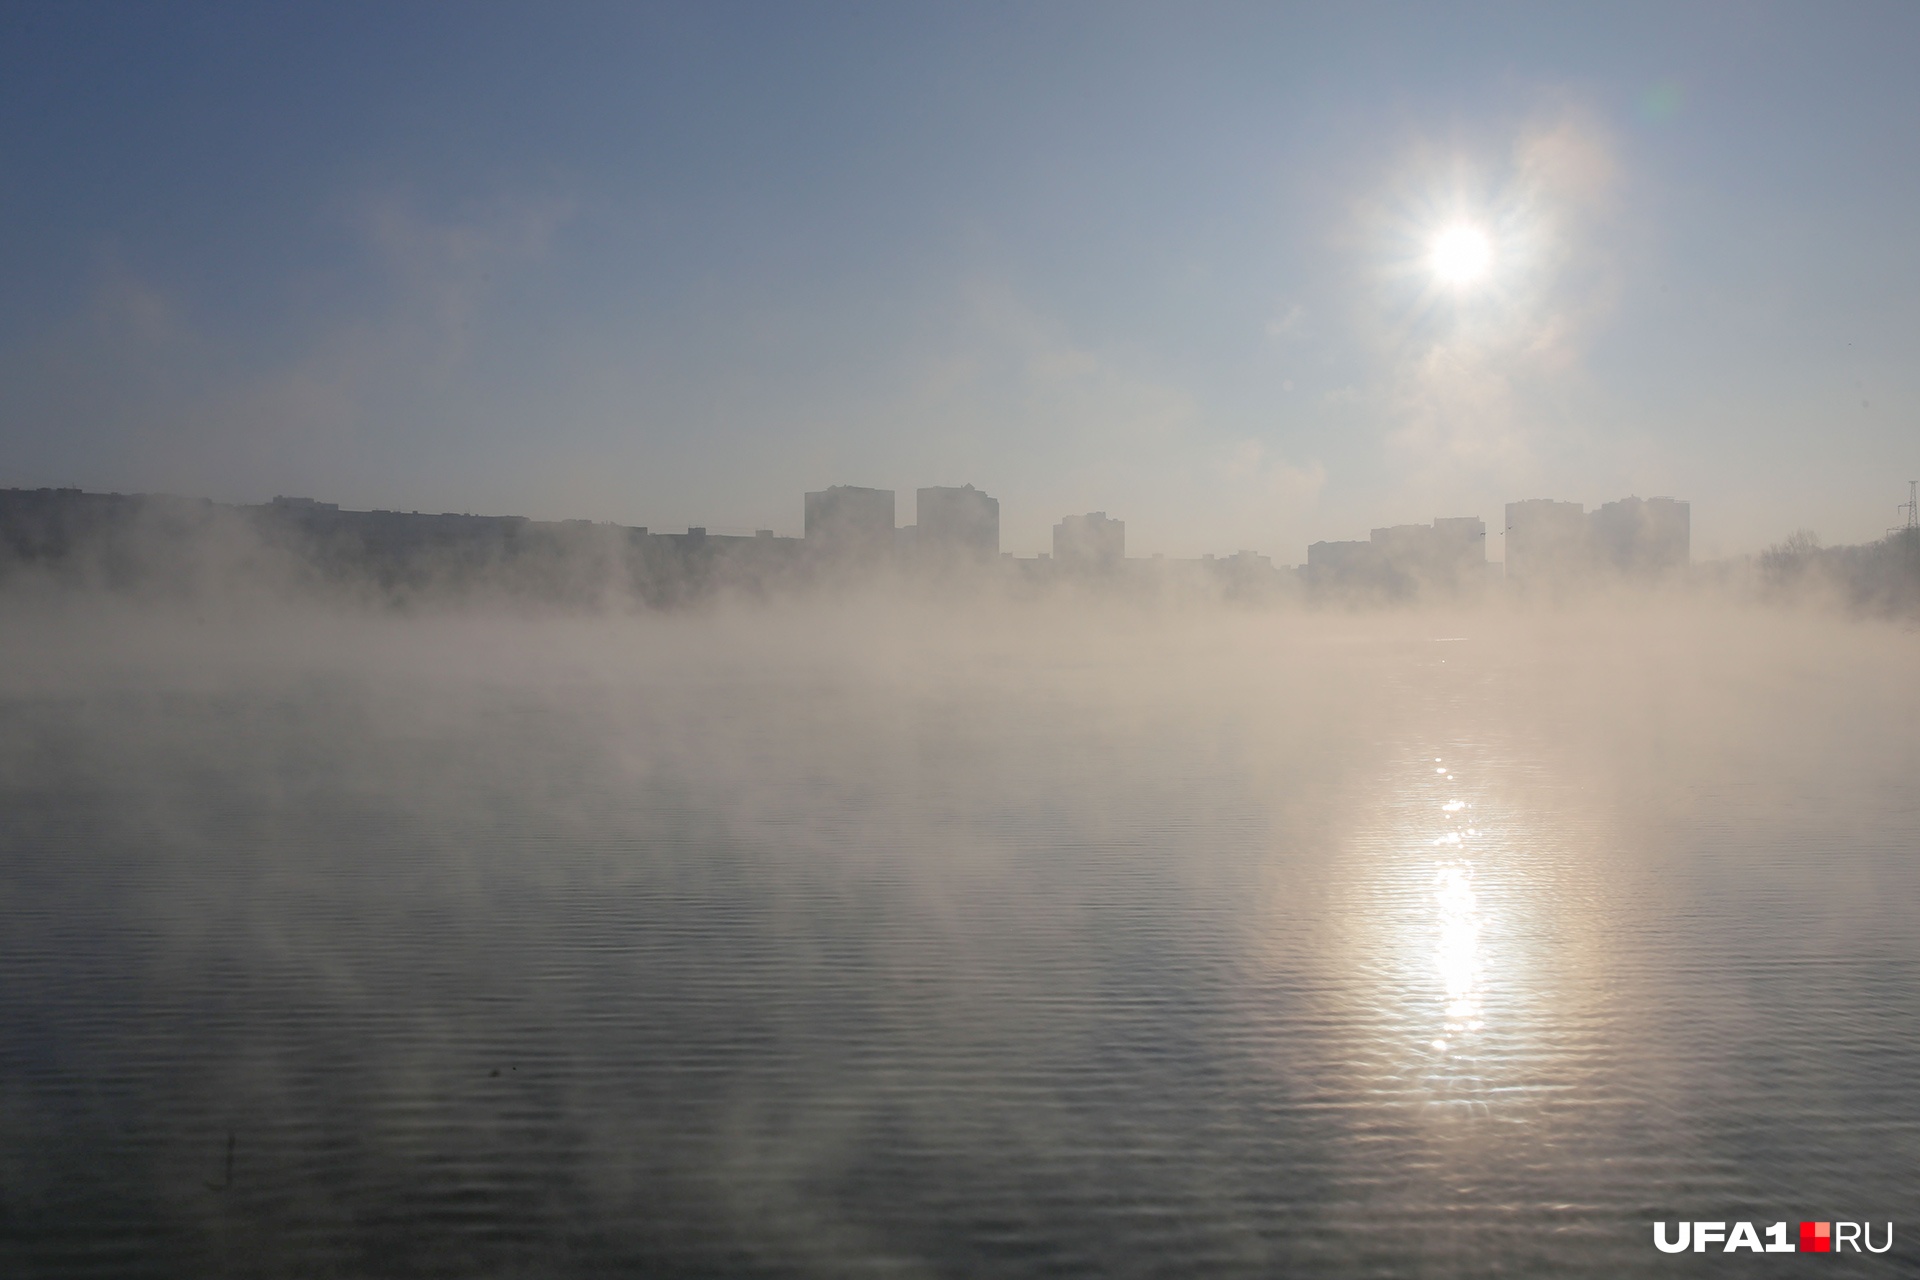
[1428,756,1484,1058]
[1432,862,1482,1052]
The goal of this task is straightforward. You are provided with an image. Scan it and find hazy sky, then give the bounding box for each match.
[3,2,1917,559]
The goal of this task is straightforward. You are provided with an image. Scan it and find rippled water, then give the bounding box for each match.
[2,602,1916,1277]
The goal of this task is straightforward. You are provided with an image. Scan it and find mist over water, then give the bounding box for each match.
[11,2,1920,1271]
[3,595,1916,1277]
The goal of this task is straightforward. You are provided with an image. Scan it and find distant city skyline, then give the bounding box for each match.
[6,477,1722,577]
[1,5,1917,558]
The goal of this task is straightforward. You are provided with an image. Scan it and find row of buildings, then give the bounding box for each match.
[813,482,1690,594]
[804,484,1130,569]
[0,481,1689,603]
[1505,496,1691,585]
[1304,496,1690,596]
[0,483,1154,603]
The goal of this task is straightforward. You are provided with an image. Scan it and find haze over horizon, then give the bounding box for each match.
[3,3,1916,559]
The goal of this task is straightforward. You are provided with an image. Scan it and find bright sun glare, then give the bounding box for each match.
[1431,224,1493,286]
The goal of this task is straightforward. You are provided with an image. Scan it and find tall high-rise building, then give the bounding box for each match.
[1053,511,1124,567]
[1369,516,1486,592]
[915,485,999,559]
[804,485,895,560]
[1431,516,1488,570]
[1589,496,1689,575]
[1504,499,1589,587]
[1505,495,1690,587]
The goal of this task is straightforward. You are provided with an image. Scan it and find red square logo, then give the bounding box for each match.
[1800,1222,1831,1253]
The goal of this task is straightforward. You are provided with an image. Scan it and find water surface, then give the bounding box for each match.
[2,602,1915,1276]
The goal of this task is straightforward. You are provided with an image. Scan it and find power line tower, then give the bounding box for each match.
[1897,482,1920,567]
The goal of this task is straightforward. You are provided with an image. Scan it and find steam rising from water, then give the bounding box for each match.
[1,595,1916,1276]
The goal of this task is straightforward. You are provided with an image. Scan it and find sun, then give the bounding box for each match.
[1430,224,1493,287]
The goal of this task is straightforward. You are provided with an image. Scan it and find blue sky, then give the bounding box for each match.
[3,2,1917,559]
